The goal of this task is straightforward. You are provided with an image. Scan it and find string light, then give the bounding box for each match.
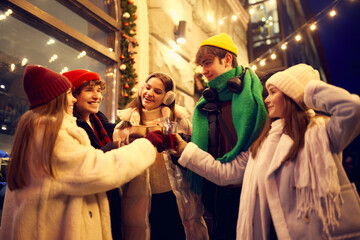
[329,10,336,17]
[249,0,342,68]
[310,23,317,31]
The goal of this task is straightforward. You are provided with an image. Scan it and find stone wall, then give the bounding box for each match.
[143,0,249,115]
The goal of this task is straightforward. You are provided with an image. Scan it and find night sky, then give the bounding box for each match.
[308,0,360,94]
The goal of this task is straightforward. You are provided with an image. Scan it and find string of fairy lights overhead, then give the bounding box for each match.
[249,0,342,70]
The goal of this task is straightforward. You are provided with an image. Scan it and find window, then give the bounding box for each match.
[0,0,121,154]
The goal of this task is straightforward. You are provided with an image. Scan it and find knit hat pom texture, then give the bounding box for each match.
[266,63,320,106]
[200,33,238,56]
[23,65,72,109]
[62,69,100,90]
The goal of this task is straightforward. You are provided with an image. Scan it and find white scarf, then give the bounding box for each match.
[238,117,341,239]
[238,119,284,239]
[295,116,341,237]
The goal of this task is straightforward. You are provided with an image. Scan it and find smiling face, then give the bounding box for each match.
[66,88,77,114]
[265,85,286,119]
[74,84,102,119]
[141,77,166,110]
[199,53,233,81]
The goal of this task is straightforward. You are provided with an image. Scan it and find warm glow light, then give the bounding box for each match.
[49,54,58,63]
[271,53,277,60]
[249,9,255,15]
[281,43,287,50]
[77,51,86,59]
[10,63,15,71]
[261,17,266,22]
[0,85,5,89]
[251,65,257,71]
[176,37,186,45]
[60,67,69,74]
[0,14,6,20]
[232,15,237,21]
[21,58,28,66]
[260,60,265,66]
[310,23,317,31]
[108,48,113,52]
[329,10,336,17]
[295,34,301,41]
[46,39,55,45]
[218,19,224,25]
[207,15,214,22]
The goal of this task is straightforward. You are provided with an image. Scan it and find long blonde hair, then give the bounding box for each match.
[7,92,68,190]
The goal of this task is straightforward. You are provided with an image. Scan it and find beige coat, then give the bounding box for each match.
[0,114,156,240]
[115,107,209,240]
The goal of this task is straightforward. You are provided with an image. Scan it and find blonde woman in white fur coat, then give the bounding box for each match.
[0,65,163,240]
[114,72,208,240]
[174,64,360,239]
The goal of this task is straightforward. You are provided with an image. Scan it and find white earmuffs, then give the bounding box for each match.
[140,72,176,106]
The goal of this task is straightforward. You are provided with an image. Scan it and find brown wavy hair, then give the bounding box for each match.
[250,94,309,162]
[195,45,238,68]
[119,72,176,129]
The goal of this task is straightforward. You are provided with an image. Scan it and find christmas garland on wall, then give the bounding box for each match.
[118,0,139,109]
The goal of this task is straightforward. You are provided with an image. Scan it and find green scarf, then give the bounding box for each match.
[187,66,268,194]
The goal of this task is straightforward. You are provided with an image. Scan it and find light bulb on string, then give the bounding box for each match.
[260,59,266,66]
[281,43,287,50]
[310,23,317,31]
[295,34,302,41]
[251,65,257,71]
[270,53,277,60]
[329,9,336,17]
[232,15,237,21]
[218,19,224,25]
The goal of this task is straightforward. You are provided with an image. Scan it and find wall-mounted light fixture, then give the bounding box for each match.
[175,20,187,45]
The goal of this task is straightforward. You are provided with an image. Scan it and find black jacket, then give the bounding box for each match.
[73,110,117,152]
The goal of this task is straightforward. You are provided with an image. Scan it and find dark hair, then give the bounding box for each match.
[195,46,238,68]
[72,79,106,97]
[250,94,309,162]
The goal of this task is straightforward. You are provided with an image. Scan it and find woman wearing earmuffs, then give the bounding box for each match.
[114,72,209,240]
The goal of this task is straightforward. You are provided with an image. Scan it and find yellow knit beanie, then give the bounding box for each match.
[266,63,320,107]
[200,33,238,56]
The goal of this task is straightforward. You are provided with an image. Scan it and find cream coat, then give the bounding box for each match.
[115,108,209,240]
[0,114,156,240]
[179,81,360,239]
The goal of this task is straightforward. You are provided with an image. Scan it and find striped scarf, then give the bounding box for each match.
[90,114,111,147]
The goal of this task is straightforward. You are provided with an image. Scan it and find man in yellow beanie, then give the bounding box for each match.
[187,33,268,239]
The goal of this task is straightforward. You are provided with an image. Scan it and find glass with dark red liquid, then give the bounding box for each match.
[163,121,177,153]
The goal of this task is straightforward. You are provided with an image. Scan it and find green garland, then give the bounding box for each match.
[118,0,139,109]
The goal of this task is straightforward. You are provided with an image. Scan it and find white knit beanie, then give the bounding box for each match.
[266,63,320,107]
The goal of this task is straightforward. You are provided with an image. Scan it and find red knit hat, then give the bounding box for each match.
[62,69,101,90]
[23,65,72,109]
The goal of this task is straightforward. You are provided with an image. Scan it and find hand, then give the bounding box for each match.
[174,133,188,156]
[146,130,166,152]
[126,133,145,144]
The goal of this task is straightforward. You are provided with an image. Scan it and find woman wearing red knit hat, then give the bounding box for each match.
[0,65,164,240]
